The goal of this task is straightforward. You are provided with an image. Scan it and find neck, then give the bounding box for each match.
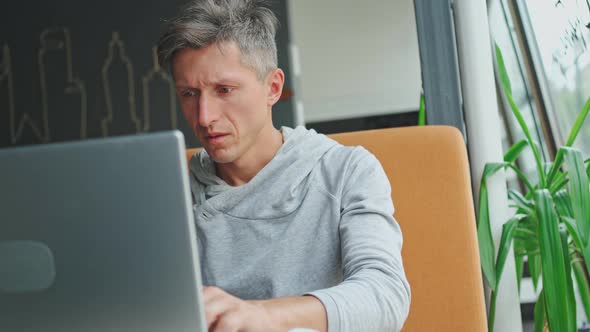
[215,126,283,186]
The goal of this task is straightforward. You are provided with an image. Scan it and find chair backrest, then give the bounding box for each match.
[186,125,487,331]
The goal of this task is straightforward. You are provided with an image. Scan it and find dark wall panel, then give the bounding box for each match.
[0,0,295,148]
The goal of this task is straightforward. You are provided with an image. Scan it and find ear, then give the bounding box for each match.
[266,68,285,107]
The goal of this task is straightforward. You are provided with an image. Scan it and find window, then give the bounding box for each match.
[521,0,590,154]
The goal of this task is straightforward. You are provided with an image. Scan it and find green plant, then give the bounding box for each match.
[418,92,426,126]
[478,45,590,332]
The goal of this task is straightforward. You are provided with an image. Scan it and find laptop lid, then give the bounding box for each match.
[0,131,207,332]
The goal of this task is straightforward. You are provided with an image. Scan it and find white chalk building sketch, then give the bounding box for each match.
[1,45,44,145]
[1,28,186,147]
[38,28,87,142]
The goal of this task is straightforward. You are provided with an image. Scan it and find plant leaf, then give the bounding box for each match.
[583,246,590,278]
[554,189,574,218]
[478,177,496,290]
[559,225,577,332]
[508,189,534,214]
[478,162,508,290]
[495,44,546,187]
[529,254,541,290]
[504,139,528,163]
[535,189,571,331]
[533,288,545,332]
[418,93,426,126]
[564,96,590,147]
[490,215,526,330]
[547,149,565,188]
[515,253,524,292]
[501,92,546,188]
[495,43,512,96]
[506,164,535,193]
[488,290,499,332]
[549,170,569,194]
[495,215,525,286]
[563,147,590,247]
[545,95,590,186]
[562,217,583,255]
[573,260,590,324]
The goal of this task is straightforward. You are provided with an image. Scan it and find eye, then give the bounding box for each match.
[180,90,197,98]
[217,86,234,95]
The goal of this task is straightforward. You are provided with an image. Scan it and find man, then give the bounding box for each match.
[157,0,410,331]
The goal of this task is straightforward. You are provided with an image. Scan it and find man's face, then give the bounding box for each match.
[171,42,282,164]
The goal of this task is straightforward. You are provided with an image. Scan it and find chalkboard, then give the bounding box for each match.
[0,0,295,148]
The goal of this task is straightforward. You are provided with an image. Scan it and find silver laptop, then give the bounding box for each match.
[0,131,207,332]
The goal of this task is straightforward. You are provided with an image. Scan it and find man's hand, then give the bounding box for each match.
[203,286,283,332]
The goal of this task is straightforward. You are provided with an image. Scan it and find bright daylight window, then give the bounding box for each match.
[521,0,590,154]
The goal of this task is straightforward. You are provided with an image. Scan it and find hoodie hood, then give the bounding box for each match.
[189,126,338,219]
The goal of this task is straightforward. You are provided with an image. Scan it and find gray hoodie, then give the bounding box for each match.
[189,126,411,332]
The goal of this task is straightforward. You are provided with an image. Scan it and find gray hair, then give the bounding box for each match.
[157,0,279,80]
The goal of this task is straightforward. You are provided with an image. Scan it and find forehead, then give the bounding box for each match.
[171,42,258,85]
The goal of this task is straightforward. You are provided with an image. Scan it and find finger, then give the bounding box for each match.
[211,309,243,332]
[205,297,234,328]
[203,288,238,329]
[202,286,225,303]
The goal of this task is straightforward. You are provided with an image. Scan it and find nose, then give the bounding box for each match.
[197,93,220,128]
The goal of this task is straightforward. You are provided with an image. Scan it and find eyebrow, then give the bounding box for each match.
[175,72,245,87]
[175,79,240,90]
[175,85,196,90]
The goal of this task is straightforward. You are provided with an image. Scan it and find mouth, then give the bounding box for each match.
[205,133,229,144]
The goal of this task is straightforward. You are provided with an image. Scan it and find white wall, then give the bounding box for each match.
[287,0,421,123]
